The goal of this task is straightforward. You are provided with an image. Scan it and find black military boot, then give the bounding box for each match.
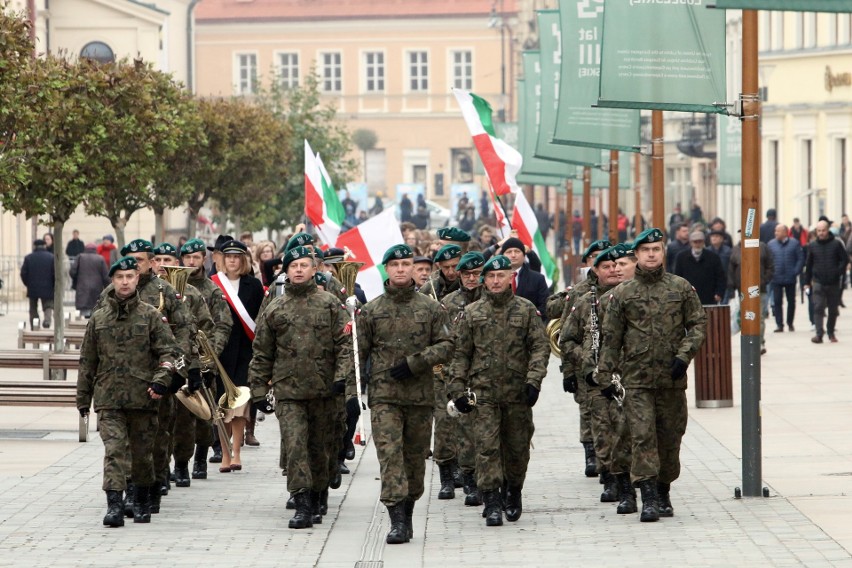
[286,493,296,510]
[482,490,503,527]
[319,489,329,516]
[209,442,222,464]
[123,482,135,518]
[133,485,151,523]
[437,464,455,499]
[615,473,637,514]
[329,466,342,489]
[657,481,674,517]
[600,471,618,503]
[149,483,162,514]
[386,503,409,544]
[310,490,323,525]
[174,461,191,488]
[637,480,660,523]
[288,492,313,529]
[451,460,464,489]
[583,442,597,477]
[464,471,482,506]
[103,491,125,528]
[192,446,208,480]
[403,497,414,540]
[504,486,523,522]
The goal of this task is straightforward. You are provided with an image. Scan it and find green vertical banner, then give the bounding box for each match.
[713,0,851,12]
[517,79,576,181]
[717,114,742,185]
[589,150,632,189]
[554,0,641,151]
[597,1,727,113]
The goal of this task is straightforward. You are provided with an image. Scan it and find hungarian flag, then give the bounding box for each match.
[305,140,345,245]
[487,182,512,238]
[453,88,522,196]
[335,208,405,301]
[511,191,557,287]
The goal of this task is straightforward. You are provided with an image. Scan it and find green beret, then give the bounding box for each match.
[109,256,138,277]
[457,251,486,271]
[437,227,471,242]
[435,244,462,262]
[314,272,329,286]
[581,239,613,263]
[180,238,206,256]
[481,254,512,274]
[313,248,324,261]
[633,228,665,247]
[283,246,312,271]
[381,244,413,265]
[594,244,631,267]
[153,243,178,258]
[120,238,153,256]
[286,232,315,252]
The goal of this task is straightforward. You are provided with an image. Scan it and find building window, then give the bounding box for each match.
[364,51,385,93]
[277,53,299,89]
[235,53,257,95]
[80,41,114,64]
[408,51,429,92]
[839,138,847,214]
[451,50,473,90]
[320,52,342,93]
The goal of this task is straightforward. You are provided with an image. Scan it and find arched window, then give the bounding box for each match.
[80,41,115,64]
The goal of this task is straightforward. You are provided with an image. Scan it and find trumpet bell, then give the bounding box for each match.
[219,385,251,411]
[546,318,562,358]
[176,387,212,420]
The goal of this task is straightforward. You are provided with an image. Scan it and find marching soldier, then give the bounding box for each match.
[419,243,462,301]
[357,244,453,544]
[179,238,233,474]
[448,255,549,527]
[77,256,179,526]
[435,227,472,251]
[441,251,486,507]
[249,246,352,529]
[597,228,707,522]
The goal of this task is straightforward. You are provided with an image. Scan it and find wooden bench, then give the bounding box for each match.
[0,378,89,442]
[17,323,85,350]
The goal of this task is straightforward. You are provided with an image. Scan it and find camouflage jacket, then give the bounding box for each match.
[419,271,460,302]
[358,280,453,406]
[442,286,482,334]
[448,287,549,404]
[557,271,598,327]
[77,290,178,412]
[559,281,616,383]
[597,265,707,390]
[249,280,352,402]
[188,271,232,356]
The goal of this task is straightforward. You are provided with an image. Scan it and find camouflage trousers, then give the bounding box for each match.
[472,402,534,492]
[327,394,346,478]
[623,388,687,484]
[172,401,197,462]
[432,371,458,465]
[371,403,433,506]
[276,398,333,494]
[456,411,477,474]
[99,409,158,491]
[574,380,593,443]
[194,414,213,448]
[153,395,176,484]
[589,391,631,475]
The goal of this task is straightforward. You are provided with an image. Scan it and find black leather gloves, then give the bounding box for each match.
[526,384,540,407]
[671,358,688,380]
[563,375,578,394]
[389,359,414,381]
[253,398,274,415]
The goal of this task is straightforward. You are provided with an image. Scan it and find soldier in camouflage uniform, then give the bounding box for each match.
[597,228,707,522]
[77,256,179,527]
[419,243,462,301]
[179,238,233,476]
[441,251,486,507]
[560,244,635,513]
[249,246,352,529]
[449,255,549,527]
[357,244,453,544]
[554,239,611,477]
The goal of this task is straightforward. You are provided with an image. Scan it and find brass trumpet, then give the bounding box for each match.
[546,318,562,358]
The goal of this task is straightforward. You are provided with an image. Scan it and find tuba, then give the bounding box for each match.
[336,261,364,298]
[546,319,562,358]
[161,265,195,300]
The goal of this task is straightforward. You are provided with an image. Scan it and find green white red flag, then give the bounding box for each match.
[305,140,345,245]
[511,191,557,287]
[335,209,404,300]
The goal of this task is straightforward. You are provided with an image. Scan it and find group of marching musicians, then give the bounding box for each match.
[75,223,706,539]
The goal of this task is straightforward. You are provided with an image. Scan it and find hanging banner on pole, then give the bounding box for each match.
[553,0,641,152]
[717,114,742,185]
[597,2,727,114]
[712,0,851,12]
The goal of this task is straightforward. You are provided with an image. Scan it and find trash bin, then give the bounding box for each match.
[694,305,733,408]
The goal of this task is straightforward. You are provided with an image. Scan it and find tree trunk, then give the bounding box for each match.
[52,217,66,355]
[112,217,128,251]
[232,213,241,237]
[187,203,199,239]
[154,207,165,244]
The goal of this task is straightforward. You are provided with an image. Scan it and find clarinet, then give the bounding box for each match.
[590,285,625,407]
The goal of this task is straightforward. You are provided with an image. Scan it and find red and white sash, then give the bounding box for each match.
[212,272,256,341]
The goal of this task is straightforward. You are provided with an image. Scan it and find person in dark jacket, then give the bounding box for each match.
[500,237,548,320]
[767,224,805,332]
[729,238,774,354]
[71,243,110,317]
[65,229,85,260]
[759,208,778,243]
[804,220,848,343]
[666,224,690,273]
[20,239,55,329]
[673,232,726,305]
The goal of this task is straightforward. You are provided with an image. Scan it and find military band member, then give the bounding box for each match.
[448,255,549,527]
[596,228,707,522]
[77,257,179,526]
[412,256,433,290]
[357,244,453,544]
[441,251,486,507]
[419,243,462,301]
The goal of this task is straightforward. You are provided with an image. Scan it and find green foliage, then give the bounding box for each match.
[352,128,378,151]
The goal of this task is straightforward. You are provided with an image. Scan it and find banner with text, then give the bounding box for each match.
[717,114,742,185]
[553,0,641,152]
[713,0,851,12]
[598,1,727,114]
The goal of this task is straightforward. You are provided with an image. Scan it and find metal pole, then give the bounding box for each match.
[652,110,665,230]
[634,151,642,237]
[597,189,604,241]
[609,150,619,243]
[740,9,762,498]
[583,167,591,249]
[500,0,506,121]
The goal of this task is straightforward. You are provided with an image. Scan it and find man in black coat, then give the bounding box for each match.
[20,239,55,329]
[666,223,691,273]
[804,220,848,343]
[500,237,548,320]
[673,232,726,305]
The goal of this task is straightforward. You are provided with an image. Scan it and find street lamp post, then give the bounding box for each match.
[489,0,509,122]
